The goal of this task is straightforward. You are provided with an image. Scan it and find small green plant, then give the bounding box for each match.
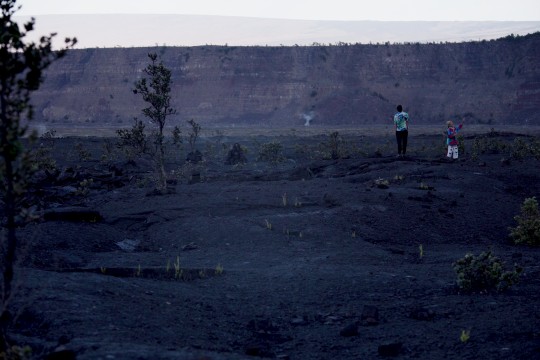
[265,219,272,230]
[135,177,150,188]
[374,178,389,188]
[32,133,57,172]
[172,126,182,147]
[418,182,432,190]
[101,139,118,163]
[100,266,107,274]
[40,129,56,147]
[215,264,224,275]
[509,197,540,246]
[173,256,182,279]
[76,178,93,196]
[116,118,148,159]
[0,345,32,360]
[324,131,345,159]
[460,329,471,343]
[32,129,58,170]
[418,244,424,258]
[457,134,465,156]
[187,119,201,153]
[471,135,508,158]
[136,264,142,277]
[453,251,521,293]
[257,141,285,164]
[511,137,530,160]
[75,142,91,162]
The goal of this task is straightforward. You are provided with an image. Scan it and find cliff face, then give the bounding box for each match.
[33,33,540,129]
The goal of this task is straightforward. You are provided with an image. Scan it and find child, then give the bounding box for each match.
[446,120,463,159]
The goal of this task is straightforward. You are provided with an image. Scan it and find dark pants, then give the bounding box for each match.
[396,130,408,155]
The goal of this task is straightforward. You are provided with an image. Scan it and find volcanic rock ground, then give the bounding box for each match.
[5,127,540,359]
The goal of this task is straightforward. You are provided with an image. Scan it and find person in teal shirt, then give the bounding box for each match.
[393,104,409,157]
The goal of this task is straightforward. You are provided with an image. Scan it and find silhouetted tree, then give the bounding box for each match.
[0,0,76,351]
[133,53,176,190]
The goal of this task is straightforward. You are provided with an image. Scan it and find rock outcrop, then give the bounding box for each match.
[33,33,540,129]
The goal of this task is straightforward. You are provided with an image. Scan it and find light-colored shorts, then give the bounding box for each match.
[447,145,459,159]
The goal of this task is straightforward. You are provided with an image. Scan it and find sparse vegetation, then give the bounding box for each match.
[374,178,390,188]
[75,142,92,162]
[215,264,224,275]
[511,137,532,160]
[0,345,32,360]
[170,125,183,161]
[460,329,471,343]
[173,256,182,279]
[116,118,148,159]
[457,134,465,156]
[453,251,521,293]
[173,160,207,183]
[326,131,345,160]
[509,197,540,246]
[257,141,285,164]
[32,130,58,172]
[187,119,201,152]
[186,119,203,163]
[76,178,94,197]
[418,182,432,190]
[0,0,76,351]
[133,53,176,190]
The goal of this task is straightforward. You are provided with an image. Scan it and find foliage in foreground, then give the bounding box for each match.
[0,0,76,352]
[453,251,521,293]
[509,197,540,246]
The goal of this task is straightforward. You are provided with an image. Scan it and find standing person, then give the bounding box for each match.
[394,104,409,157]
[446,120,463,160]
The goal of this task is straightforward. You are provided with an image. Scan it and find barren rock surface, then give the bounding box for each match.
[6,129,540,359]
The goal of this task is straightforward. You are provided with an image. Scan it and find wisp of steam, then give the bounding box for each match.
[303,112,314,126]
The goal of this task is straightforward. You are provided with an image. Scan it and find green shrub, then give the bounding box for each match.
[32,130,58,172]
[171,126,183,148]
[457,134,465,156]
[187,119,201,153]
[116,118,148,158]
[326,131,344,159]
[453,251,521,293]
[74,143,91,162]
[257,141,284,164]
[509,197,540,246]
[511,137,530,160]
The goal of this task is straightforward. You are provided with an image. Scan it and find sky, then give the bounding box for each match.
[12,0,540,48]
[15,0,540,21]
